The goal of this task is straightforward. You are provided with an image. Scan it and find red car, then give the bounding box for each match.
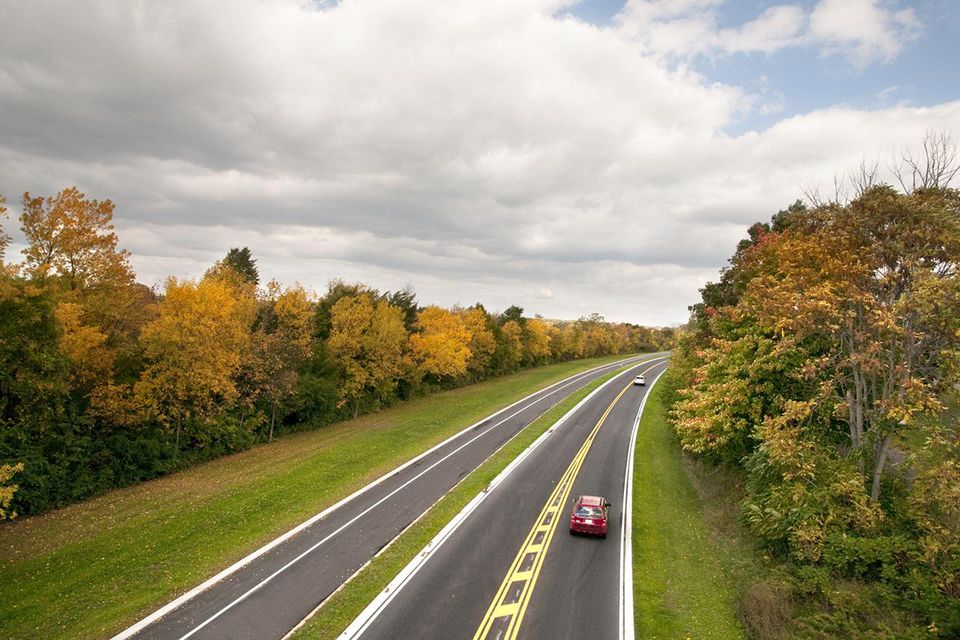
[569,495,611,538]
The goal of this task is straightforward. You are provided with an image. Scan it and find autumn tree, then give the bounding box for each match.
[410,306,472,380]
[327,293,408,416]
[0,462,24,519]
[521,317,552,366]
[739,186,960,502]
[54,301,113,394]
[497,319,523,373]
[460,304,497,378]
[19,187,133,291]
[135,277,249,447]
[315,280,370,340]
[255,282,315,441]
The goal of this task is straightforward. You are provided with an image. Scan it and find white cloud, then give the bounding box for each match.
[616,0,919,67]
[809,0,921,67]
[0,0,955,325]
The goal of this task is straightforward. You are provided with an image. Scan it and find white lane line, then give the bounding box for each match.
[338,359,668,640]
[619,362,666,640]
[110,355,653,640]
[138,356,662,640]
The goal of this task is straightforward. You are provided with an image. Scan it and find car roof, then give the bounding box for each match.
[576,495,605,506]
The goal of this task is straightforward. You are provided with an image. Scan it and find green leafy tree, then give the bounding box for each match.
[222,247,260,286]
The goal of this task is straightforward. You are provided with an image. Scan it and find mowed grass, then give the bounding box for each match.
[632,381,752,640]
[291,365,625,639]
[0,354,640,640]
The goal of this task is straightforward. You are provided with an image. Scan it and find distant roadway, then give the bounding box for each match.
[115,354,667,640]
[342,358,668,640]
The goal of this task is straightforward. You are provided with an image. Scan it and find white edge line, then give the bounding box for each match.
[619,362,666,640]
[337,358,667,640]
[110,355,658,640]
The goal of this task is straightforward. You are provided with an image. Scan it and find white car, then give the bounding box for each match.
[633,375,646,386]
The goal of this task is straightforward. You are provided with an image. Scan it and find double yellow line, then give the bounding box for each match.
[471,379,634,640]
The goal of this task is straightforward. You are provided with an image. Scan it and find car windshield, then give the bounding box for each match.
[575,506,604,518]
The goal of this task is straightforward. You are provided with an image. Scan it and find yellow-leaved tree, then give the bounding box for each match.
[135,277,249,447]
[410,306,472,381]
[0,462,24,520]
[499,319,523,372]
[258,282,315,441]
[54,302,114,391]
[522,317,552,366]
[327,293,408,417]
[460,305,496,378]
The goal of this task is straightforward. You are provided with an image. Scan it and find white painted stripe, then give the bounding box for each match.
[111,354,661,640]
[619,362,666,640]
[338,358,668,640]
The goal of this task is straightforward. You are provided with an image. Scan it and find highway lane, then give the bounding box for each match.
[349,359,668,640]
[115,354,667,640]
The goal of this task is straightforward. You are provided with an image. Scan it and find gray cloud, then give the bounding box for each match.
[1,0,957,325]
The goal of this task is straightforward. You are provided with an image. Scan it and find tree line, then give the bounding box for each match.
[664,139,960,636]
[0,187,674,518]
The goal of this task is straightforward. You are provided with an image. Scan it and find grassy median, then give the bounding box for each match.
[632,381,757,639]
[0,354,647,640]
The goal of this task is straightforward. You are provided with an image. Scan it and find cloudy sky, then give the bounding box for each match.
[2,0,959,326]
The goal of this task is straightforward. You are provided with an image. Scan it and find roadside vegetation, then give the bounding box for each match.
[633,381,752,640]
[0,188,674,520]
[664,134,960,638]
[0,354,640,639]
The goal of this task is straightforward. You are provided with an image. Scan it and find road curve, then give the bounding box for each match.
[115,354,667,640]
[346,359,668,640]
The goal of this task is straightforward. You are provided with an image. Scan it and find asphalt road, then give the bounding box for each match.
[350,359,668,640]
[116,354,667,640]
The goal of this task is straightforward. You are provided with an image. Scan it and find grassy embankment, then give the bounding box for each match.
[633,381,764,640]
[0,354,642,640]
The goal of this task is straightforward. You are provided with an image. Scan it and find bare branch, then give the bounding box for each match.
[892,130,959,192]
[848,157,880,197]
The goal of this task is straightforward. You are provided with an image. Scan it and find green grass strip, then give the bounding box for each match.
[632,381,748,639]
[291,364,631,638]
[0,354,645,640]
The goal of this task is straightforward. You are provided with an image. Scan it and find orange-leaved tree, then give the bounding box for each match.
[19,187,133,291]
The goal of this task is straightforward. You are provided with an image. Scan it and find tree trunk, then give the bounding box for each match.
[871,432,893,502]
[269,403,276,443]
[175,416,182,449]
